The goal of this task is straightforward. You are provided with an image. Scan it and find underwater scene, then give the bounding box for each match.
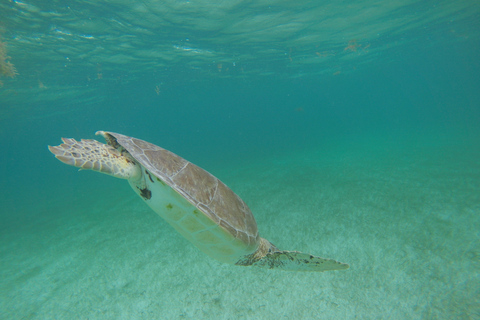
[1,0,479,319]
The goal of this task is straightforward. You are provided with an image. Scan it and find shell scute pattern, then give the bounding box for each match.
[109,132,259,248]
[172,163,218,205]
[181,215,208,234]
[209,181,259,246]
[147,148,187,178]
[195,230,222,244]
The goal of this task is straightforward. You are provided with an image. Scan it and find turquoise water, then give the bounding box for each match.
[1,0,479,319]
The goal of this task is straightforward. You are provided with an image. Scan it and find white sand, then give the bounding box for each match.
[1,137,478,319]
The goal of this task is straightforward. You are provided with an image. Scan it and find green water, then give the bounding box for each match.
[1,0,479,319]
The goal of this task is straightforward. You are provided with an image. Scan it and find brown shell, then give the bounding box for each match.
[105,132,259,248]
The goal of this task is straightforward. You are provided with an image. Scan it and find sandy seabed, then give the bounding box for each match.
[1,137,478,319]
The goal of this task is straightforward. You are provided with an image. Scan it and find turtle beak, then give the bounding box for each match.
[96,131,115,147]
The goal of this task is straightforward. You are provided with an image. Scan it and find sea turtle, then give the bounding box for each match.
[49,131,349,272]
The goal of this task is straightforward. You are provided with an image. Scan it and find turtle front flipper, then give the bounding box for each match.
[252,251,349,272]
[48,138,142,180]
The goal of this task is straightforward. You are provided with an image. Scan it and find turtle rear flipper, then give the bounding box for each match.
[48,138,141,180]
[253,251,349,272]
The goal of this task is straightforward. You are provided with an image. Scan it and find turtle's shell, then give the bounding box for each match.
[104,132,260,261]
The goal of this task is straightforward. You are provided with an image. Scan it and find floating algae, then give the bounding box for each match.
[0,36,17,80]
